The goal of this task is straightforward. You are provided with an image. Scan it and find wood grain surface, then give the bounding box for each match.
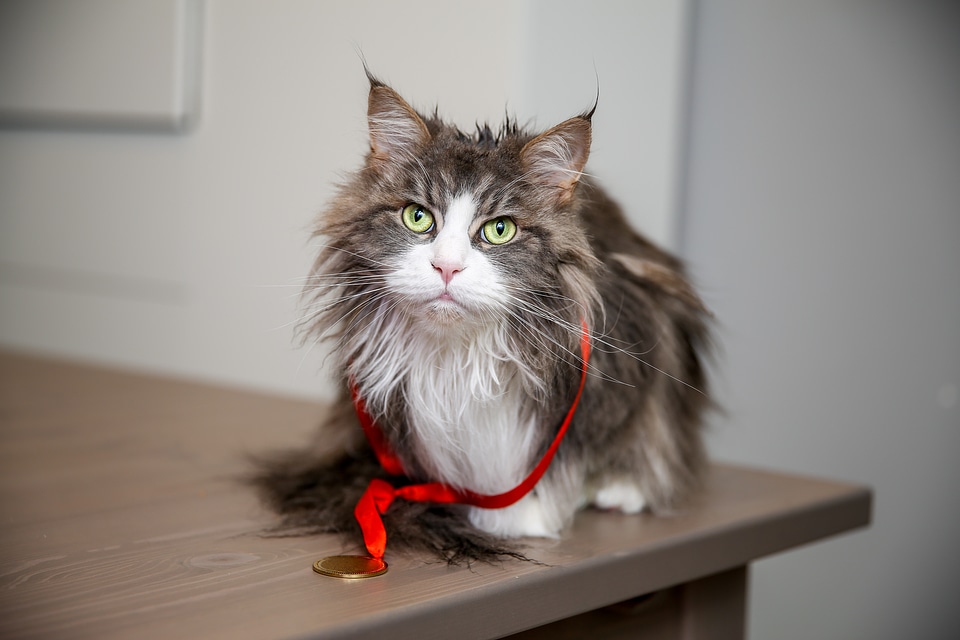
[0,352,872,639]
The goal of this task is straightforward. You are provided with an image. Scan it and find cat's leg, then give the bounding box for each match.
[467,461,584,538]
[586,400,705,515]
[467,493,562,538]
[590,476,648,514]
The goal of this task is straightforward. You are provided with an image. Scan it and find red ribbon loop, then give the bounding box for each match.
[352,323,591,559]
[353,478,398,560]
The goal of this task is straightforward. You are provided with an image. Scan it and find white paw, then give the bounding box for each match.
[468,494,561,539]
[593,480,647,514]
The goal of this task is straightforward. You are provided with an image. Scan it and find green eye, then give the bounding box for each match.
[401,204,435,233]
[481,216,517,245]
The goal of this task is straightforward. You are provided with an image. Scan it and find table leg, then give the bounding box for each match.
[681,566,749,640]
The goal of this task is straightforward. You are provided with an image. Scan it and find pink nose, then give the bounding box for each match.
[432,259,463,285]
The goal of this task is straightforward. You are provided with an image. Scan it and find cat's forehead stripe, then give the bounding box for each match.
[443,193,477,233]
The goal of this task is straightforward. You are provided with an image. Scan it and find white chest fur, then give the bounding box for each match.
[402,335,540,495]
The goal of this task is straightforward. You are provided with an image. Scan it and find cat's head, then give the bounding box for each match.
[306,75,602,355]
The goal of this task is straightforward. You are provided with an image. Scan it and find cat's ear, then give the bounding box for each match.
[520,115,592,204]
[366,78,431,166]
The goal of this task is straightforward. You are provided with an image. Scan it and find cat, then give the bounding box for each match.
[251,72,712,564]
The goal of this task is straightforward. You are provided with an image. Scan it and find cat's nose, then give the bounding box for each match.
[431,258,463,285]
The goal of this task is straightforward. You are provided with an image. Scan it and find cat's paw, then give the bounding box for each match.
[468,495,562,539]
[592,479,647,514]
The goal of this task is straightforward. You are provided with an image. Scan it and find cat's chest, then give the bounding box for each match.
[401,351,541,495]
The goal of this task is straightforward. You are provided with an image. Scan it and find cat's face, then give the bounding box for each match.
[386,193,517,325]
[309,78,600,343]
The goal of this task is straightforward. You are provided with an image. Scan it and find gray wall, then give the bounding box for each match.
[681,1,960,638]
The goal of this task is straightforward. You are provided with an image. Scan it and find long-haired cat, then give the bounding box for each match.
[252,73,712,564]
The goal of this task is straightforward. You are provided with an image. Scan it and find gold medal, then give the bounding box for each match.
[312,555,388,579]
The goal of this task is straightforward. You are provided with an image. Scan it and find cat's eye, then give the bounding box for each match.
[401,204,435,234]
[481,217,517,245]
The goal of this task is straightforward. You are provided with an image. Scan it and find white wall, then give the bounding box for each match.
[0,0,688,400]
[681,1,960,638]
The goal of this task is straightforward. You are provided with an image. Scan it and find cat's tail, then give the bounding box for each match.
[246,445,533,565]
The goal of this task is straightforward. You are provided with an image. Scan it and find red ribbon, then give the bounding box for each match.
[351,323,591,559]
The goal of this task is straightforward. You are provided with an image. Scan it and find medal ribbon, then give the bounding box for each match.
[351,323,591,559]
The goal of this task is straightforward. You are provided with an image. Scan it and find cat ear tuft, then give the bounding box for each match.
[520,116,592,203]
[367,81,431,166]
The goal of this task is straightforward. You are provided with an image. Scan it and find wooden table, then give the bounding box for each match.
[0,351,871,639]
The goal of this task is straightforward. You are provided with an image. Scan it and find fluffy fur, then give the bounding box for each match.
[251,73,713,563]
